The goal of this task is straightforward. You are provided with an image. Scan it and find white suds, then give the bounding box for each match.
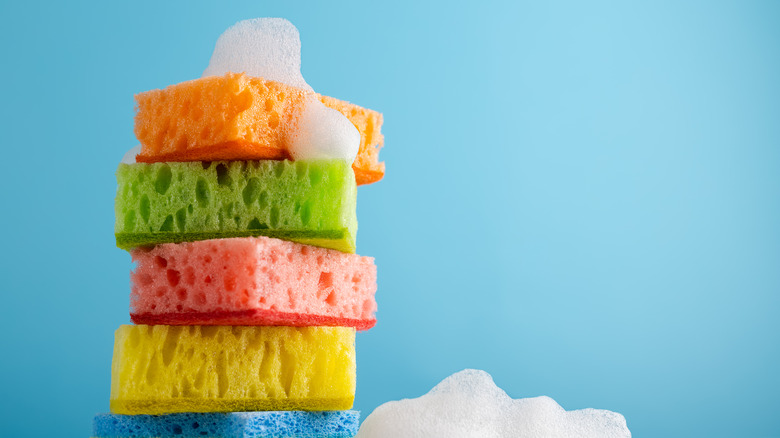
[120,145,142,164]
[203,18,312,91]
[287,97,360,161]
[203,18,359,162]
[356,369,631,438]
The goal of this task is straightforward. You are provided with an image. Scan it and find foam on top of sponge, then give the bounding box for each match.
[203,18,311,91]
[356,369,631,438]
[287,99,360,162]
[121,145,141,164]
[201,18,359,162]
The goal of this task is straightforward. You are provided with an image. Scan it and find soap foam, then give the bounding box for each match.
[356,369,631,438]
[201,18,359,163]
[203,18,311,91]
[288,97,361,161]
[120,145,141,164]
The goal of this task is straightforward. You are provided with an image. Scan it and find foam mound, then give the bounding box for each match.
[114,160,357,252]
[202,18,360,164]
[130,236,377,329]
[110,325,356,415]
[134,72,384,185]
[286,96,361,163]
[356,369,631,438]
[93,411,359,438]
[203,18,312,91]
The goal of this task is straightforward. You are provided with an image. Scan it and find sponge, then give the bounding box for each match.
[130,236,377,329]
[115,160,357,252]
[134,73,384,185]
[110,325,356,415]
[93,411,360,438]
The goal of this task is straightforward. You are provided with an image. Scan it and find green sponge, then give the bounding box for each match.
[115,160,357,253]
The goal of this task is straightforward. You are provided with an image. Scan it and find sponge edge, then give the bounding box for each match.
[130,236,377,330]
[93,411,360,438]
[134,73,384,185]
[110,325,356,415]
[114,160,357,253]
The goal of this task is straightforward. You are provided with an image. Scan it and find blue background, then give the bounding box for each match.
[1,1,778,436]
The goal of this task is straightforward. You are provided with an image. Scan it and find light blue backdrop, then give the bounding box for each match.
[1,1,778,436]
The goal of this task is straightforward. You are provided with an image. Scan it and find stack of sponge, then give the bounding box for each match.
[94,18,383,438]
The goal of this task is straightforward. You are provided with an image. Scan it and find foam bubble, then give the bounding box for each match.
[356,369,631,438]
[203,18,312,91]
[120,145,141,164]
[202,18,359,162]
[288,97,360,161]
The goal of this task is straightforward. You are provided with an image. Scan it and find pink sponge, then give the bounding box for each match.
[130,237,377,330]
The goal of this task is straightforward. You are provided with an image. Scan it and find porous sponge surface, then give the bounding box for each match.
[115,160,357,253]
[134,73,384,185]
[110,325,356,415]
[93,411,360,438]
[130,237,377,329]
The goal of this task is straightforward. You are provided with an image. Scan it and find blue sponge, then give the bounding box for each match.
[92,411,359,438]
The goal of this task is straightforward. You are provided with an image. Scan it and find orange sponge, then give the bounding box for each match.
[135,73,385,185]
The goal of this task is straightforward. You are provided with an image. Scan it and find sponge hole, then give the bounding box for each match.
[159,215,174,232]
[139,195,151,223]
[124,210,137,232]
[318,272,333,291]
[195,178,210,207]
[309,166,323,185]
[268,111,280,129]
[299,201,312,225]
[175,208,187,232]
[154,256,168,269]
[154,165,172,195]
[242,178,261,206]
[216,163,232,187]
[166,269,181,287]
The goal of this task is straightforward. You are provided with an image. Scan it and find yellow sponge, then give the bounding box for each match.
[110,325,356,415]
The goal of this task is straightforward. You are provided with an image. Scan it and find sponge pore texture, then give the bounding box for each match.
[134,73,384,185]
[93,411,360,438]
[110,325,356,415]
[130,237,377,329]
[115,160,357,252]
